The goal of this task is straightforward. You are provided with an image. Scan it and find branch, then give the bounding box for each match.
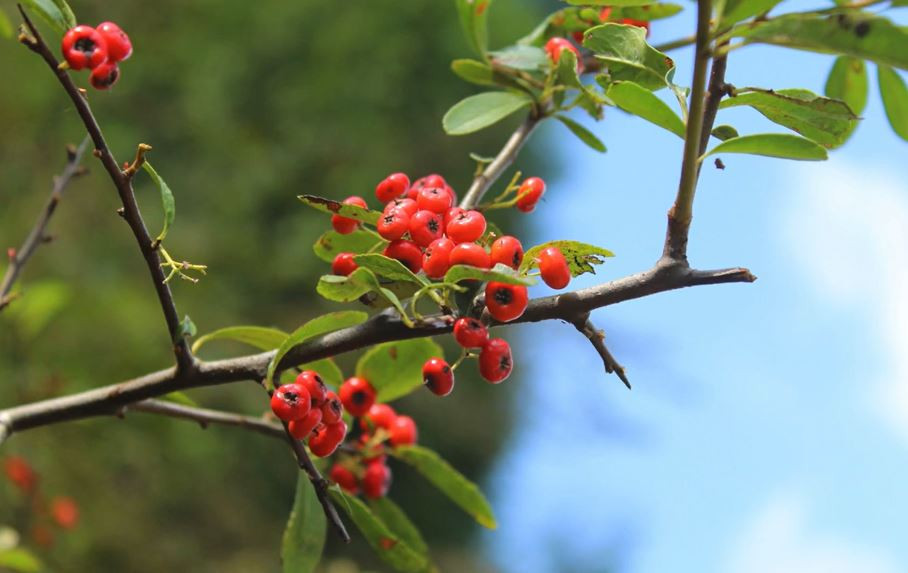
[570,317,630,389]
[17,7,195,373]
[0,259,755,442]
[0,136,90,311]
[129,399,285,439]
[459,113,542,209]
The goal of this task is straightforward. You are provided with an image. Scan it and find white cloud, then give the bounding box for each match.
[725,493,900,573]
[782,161,908,443]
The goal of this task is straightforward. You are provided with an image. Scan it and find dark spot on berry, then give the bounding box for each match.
[424,374,435,389]
[383,214,395,224]
[285,391,301,405]
[442,365,451,374]
[428,218,439,233]
[328,398,342,416]
[74,37,97,53]
[855,21,870,37]
[512,251,521,267]
[493,287,513,305]
[352,390,367,405]
[499,355,511,372]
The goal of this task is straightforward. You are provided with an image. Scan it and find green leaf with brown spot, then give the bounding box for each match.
[313,230,385,263]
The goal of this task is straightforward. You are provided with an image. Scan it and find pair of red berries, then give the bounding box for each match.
[330,458,392,499]
[271,371,347,457]
[61,22,132,90]
[360,402,418,447]
[452,317,514,383]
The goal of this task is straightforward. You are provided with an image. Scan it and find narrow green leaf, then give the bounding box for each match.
[442,92,534,135]
[192,325,288,354]
[720,0,783,26]
[330,489,428,572]
[731,13,908,71]
[583,24,674,90]
[825,56,868,116]
[0,8,14,39]
[0,548,42,573]
[282,473,326,573]
[356,338,443,401]
[50,0,76,29]
[317,267,380,302]
[161,391,198,407]
[719,88,858,147]
[607,81,686,137]
[488,45,548,71]
[20,0,71,35]
[369,497,429,557]
[520,240,615,277]
[392,445,497,529]
[704,133,828,161]
[298,195,381,226]
[313,230,385,264]
[266,311,369,387]
[142,162,176,244]
[456,0,494,58]
[452,59,496,86]
[878,65,908,141]
[353,254,426,286]
[555,115,607,152]
[711,124,739,141]
[444,263,536,286]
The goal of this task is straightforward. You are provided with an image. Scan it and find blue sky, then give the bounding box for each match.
[484,4,908,572]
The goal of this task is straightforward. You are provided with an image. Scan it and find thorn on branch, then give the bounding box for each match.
[572,316,631,389]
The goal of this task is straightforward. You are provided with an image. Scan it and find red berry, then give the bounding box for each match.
[296,370,328,407]
[377,210,410,241]
[411,174,447,195]
[423,357,454,396]
[3,456,37,492]
[538,246,571,289]
[453,317,489,348]
[362,460,392,499]
[288,407,323,439]
[621,18,651,36]
[89,61,120,90]
[444,206,464,228]
[422,237,455,279]
[572,30,585,43]
[50,497,79,530]
[332,252,358,276]
[321,390,344,424]
[331,196,368,235]
[383,240,423,274]
[271,383,312,422]
[485,282,528,322]
[361,403,397,432]
[446,210,486,244]
[599,7,613,21]
[330,463,360,495]
[384,197,418,218]
[339,377,376,417]
[309,420,347,457]
[417,186,453,213]
[444,184,459,206]
[389,415,418,447]
[479,338,513,383]
[449,242,491,269]
[516,177,546,213]
[96,21,132,62]
[409,210,444,247]
[544,37,583,73]
[61,25,108,70]
[376,172,410,203]
[490,236,524,269]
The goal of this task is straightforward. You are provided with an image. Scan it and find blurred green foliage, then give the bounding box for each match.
[0,0,550,570]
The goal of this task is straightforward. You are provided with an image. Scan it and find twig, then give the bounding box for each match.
[17,7,195,373]
[0,136,90,311]
[571,317,630,389]
[129,399,285,439]
[282,423,351,543]
[459,113,542,209]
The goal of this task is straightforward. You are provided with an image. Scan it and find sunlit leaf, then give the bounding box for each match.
[443,92,534,135]
[704,133,828,160]
[607,81,686,137]
[520,240,615,277]
[878,65,908,141]
[583,23,674,90]
[298,195,381,225]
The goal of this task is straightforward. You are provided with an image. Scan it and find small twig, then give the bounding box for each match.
[123,143,152,179]
[129,399,285,439]
[0,136,90,311]
[571,316,630,389]
[282,423,351,543]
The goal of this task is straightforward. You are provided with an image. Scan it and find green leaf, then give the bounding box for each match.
[719,88,858,148]
[720,0,783,26]
[5,280,70,338]
[0,8,14,39]
[192,325,288,354]
[554,115,607,152]
[298,195,381,226]
[282,473,326,573]
[878,65,908,141]
[520,240,615,277]
[565,0,666,5]
[353,254,426,286]
[583,24,674,91]
[730,13,908,71]
[443,92,534,135]
[606,81,686,137]
[266,311,369,387]
[161,391,198,407]
[20,0,73,35]
[313,230,385,264]
[556,50,583,89]
[704,133,828,161]
[711,124,739,141]
[444,263,536,286]
[452,59,496,86]
[611,4,683,21]
[488,45,548,71]
[456,0,493,58]
[50,0,75,29]
[316,268,416,315]
[0,548,42,573]
[142,162,176,244]
[178,315,197,340]
[825,56,868,116]
[330,489,428,572]
[369,497,429,557]
[356,338,444,402]
[391,445,497,529]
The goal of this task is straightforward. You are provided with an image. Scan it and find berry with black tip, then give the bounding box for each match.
[485,282,528,322]
[270,383,312,422]
[288,408,322,439]
[61,25,108,70]
[295,370,328,407]
[383,239,423,274]
[453,317,488,348]
[321,391,344,424]
[377,209,410,241]
[416,186,453,213]
[409,210,444,247]
[490,235,524,269]
[339,377,376,417]
[446,210,486,244]
[422,237,455,279]
[423,357,454,396]
[375,172,410,203]
[309,420,347,457]
[479,338,513,383]
[96,21,132,62]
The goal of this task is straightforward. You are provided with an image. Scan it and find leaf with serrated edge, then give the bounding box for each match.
[281,473,326,573]
[521,240,615,277]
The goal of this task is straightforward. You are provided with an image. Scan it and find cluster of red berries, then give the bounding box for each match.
[3,456,80,547]
[60,22,132,90]
[545,8,652,74]
[329,402,418,499]
[270,370,347,457]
